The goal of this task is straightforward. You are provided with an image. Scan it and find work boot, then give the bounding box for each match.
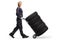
[22,34,29,38]
[9,33,15,38]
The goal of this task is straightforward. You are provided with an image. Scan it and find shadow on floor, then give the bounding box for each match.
[36,35,51,39]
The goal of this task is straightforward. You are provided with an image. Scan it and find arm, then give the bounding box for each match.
[16,8,19,16]
[20,8,23,17]
[16,8,23,17]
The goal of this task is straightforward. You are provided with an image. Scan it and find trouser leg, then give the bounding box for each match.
[18,19,29,38]
[18,19,24,36]
[11,26,19,35]
[10,18,19,35]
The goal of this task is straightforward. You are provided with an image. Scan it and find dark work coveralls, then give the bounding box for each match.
[11,7,24,37]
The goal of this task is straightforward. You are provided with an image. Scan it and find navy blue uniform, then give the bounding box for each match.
[10,7,25,37]
[16,7,23,18]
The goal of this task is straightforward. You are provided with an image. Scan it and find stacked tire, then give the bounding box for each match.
[25,12,48,38]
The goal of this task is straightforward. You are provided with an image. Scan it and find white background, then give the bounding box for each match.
[0,0,60,40]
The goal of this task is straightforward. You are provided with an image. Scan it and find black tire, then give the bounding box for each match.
[26,11,48,38]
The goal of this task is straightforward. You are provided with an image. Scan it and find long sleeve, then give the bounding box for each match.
[16,7,23,18]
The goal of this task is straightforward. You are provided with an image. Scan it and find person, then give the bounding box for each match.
[9,1,29,38]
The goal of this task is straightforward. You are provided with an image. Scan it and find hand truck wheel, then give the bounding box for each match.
[33,34,37,39]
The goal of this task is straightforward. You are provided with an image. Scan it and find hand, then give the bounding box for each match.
[20,15,23,17]
[21,17,25,20]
